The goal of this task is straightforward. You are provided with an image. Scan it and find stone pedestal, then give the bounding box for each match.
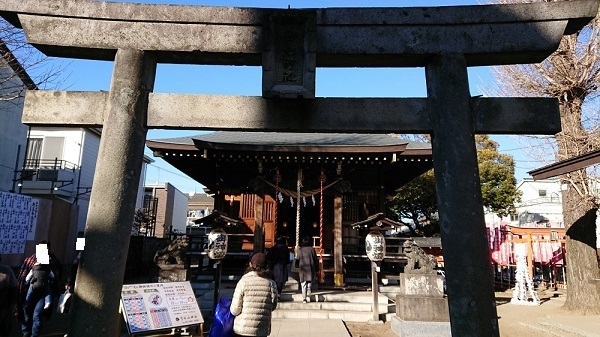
[157,265,190,283]
[392,273,450,337]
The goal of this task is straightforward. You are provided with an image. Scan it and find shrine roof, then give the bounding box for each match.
[148,131,430,153]
[146,131,433,194]
[348,213,405,231]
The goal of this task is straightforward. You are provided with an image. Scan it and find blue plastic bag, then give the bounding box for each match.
[208,296,235,337]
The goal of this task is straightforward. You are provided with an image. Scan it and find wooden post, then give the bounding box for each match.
[333,195,343,286]
[213,260,222,312]
[254,192,265,253]
[371,261,379,322]
[318,251,325,284]
[527,232,534,278]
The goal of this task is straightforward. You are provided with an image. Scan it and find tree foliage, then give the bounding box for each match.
[387,169,438,236]
[476,135,521,217]
[491,0,600,314]
[387,135,520,235]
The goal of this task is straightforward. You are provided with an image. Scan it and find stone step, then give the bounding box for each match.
[195,274,241,282]
[274,290,395,323]
[191,282,214,290]
[192,276,313,297]
[277,299,393,313]
[194,274,300,285]
[197,289,395,323]
[281,291,391,304]
[272,308,378,322]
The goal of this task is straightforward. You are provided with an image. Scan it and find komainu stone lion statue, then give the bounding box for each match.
[154,235,190,267]
[403,239,437,274]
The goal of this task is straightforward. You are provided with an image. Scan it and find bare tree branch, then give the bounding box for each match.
[489,0,600,314]
[0,18,69,106]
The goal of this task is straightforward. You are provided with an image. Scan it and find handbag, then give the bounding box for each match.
[294,259,299,268]
[208,296,235,337]
[57,289,72,314]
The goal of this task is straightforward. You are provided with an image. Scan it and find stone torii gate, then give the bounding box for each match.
[1,1,597,336]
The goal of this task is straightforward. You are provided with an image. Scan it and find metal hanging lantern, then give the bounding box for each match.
[207,228,228,260]
[365,230,386,262]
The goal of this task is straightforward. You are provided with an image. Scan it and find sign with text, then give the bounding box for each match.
[0,191,38,254]
[121,281,203,334]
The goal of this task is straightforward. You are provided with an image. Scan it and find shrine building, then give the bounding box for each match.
[147,131,432,283]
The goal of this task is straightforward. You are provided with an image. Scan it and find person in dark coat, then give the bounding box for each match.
[296,236,318,303]
[0,255,17,337]
[65,251,81,292]
[16,241,62,337]
[267,237,289,297]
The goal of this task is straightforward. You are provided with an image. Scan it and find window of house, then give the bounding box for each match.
[538,189,547,197]
[25,138,43,168]
[41,137,65,167]
[25,136,65,169]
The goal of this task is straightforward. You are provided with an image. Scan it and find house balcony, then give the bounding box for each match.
[17,159,78,197]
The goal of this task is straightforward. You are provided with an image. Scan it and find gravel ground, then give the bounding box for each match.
[344,289,570,337]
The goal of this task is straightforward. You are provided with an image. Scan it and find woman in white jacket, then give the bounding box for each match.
[230,253,278,337]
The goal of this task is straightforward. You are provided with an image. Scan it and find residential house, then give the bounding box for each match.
[19,127,100,235]
[0,41,33,193]
[144,182,189,237]
[187,193,214,227]
[514,178,563,228]
[0,42,153,266]
[485,178,564,228]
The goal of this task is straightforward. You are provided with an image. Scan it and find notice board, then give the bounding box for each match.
[0,191,38,254]
[121,281,203,335]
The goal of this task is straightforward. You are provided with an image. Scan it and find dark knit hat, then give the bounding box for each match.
[251,252,267,269]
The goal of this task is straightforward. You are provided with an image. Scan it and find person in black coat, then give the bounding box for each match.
[0,255,17,337]
[267,237,289,297]
[296,236,318,303]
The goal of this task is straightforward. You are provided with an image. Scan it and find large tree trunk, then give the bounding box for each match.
[561,188,600,313]
[556,98,600,314]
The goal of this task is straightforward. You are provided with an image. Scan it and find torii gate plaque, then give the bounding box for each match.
[1,1,597,336]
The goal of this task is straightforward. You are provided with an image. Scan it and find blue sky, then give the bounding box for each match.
[46,0,542,194]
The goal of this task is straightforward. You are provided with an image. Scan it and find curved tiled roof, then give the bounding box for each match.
[149,131,430,151]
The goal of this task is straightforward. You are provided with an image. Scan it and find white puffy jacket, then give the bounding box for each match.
[230,271,278,336]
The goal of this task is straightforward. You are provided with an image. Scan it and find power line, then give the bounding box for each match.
[147,162,196,182]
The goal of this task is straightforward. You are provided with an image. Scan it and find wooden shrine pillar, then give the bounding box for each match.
[526,232,534,277]
[254,192,265,253]
[426,54,499,337]
[333,194,343,286]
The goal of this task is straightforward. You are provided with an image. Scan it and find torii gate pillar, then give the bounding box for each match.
[427,54,498,336]
[68,49,156,336]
